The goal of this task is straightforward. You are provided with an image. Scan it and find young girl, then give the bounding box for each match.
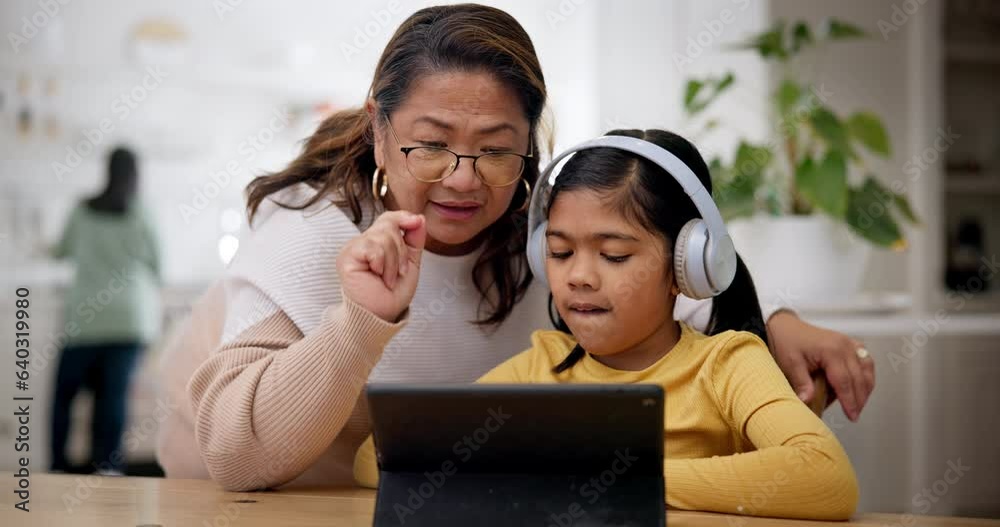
[354,129,858,520]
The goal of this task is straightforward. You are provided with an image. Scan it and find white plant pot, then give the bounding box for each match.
[726,215,872,309]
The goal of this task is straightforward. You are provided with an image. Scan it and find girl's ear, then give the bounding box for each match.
[668,272,680,297]
[664,245,681,297]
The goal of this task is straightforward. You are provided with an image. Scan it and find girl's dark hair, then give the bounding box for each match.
[245,4,548,327]
[87,146,138,215]
[551,129,768,373]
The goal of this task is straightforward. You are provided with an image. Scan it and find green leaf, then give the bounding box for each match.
[796,151,849,218]
[716,72,735,92]
[714,182,757,221]
[846,178,904,247]
[893,192,919,224]
[790,22,813,54]
[846,112,891,157]
[707,156,727,184]
[824,18,866,39]
[732,142,772,187]
[864,174,893,196]
[775,79,803,116]
[808,107,851,153]
[709,147,767,221]
[735,21,789,61]
[684,80,704,114]
[764,187,783,216]
[855,174,919,225]
[683,73,736,116]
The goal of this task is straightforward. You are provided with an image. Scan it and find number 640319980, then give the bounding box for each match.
[15,288,30,361]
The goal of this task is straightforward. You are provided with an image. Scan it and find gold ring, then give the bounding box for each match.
[855,347,871,360]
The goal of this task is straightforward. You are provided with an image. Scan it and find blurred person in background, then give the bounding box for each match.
[49,146,162,476]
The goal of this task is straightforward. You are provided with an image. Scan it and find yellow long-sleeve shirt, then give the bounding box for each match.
[354,323,859,520]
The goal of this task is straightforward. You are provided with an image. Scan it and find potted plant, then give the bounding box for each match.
[683,18,919,305]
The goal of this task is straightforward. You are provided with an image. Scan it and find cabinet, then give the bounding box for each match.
[938,1,1000,312]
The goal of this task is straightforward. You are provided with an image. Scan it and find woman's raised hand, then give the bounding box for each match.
[337,211,426,322]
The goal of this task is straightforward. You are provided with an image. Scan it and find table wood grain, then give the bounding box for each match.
[2,473,997,526]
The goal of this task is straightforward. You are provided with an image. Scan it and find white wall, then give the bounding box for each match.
[594,0,771,161]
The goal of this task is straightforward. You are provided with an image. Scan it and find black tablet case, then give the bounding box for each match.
[367,384,666,527]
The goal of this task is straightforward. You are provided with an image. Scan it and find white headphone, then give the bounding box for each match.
[526,135,737,300]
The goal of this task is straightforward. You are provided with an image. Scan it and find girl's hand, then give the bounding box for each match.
[337,211,426,322]
[767,311,875,422]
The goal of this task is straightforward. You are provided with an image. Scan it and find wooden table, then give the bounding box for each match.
[2,473,998,526]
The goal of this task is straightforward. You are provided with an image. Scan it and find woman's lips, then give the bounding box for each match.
[431,202,481,220]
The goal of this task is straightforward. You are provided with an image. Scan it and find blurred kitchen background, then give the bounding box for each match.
[1,0,997,518]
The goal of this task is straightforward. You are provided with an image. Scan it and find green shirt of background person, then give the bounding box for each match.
[48,146,162,475]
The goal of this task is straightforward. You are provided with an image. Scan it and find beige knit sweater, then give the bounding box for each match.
[155,184,783,491]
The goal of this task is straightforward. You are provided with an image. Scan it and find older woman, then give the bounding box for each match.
[157,3,874,491]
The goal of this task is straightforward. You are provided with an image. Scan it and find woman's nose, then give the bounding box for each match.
[441,157,483,193]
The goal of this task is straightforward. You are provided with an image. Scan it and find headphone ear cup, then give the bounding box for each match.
[527,221,549,287]
[673,219,713,300]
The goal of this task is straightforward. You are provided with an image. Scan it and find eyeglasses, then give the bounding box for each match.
[383,117,532,188]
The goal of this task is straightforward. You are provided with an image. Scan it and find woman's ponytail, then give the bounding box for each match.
[245,107,375,225]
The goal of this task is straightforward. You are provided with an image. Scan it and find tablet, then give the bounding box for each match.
[366,383,666,527]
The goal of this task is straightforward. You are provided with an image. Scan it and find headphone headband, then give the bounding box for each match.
[528,135,731,268]
[526,135,737,298]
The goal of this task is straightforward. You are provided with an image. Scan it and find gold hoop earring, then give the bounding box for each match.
[371,167,388,201]
[515,178,531,213]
